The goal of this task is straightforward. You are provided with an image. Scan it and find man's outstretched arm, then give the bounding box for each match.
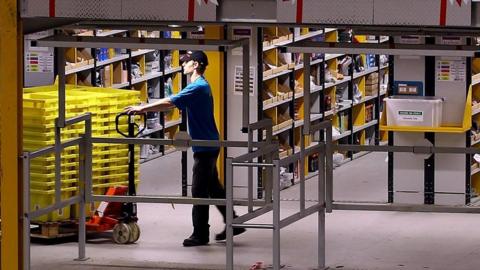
[124,97,175,114]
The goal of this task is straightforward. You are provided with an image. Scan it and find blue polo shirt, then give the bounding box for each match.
[170,76,219,152]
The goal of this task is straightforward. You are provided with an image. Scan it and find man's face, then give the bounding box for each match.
[182,60,198,75]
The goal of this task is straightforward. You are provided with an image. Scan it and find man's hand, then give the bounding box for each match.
[124,105,146,114]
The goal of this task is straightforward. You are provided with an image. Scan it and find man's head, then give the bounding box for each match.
[181,51,209,75]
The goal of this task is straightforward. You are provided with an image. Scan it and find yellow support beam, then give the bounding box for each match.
[0,0,23,269]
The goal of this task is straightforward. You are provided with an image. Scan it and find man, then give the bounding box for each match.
[125,51,245,247]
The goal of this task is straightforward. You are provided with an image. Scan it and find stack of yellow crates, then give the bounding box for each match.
[23,85,140,222]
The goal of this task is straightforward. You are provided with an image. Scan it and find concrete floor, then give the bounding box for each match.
[31,152,480,270]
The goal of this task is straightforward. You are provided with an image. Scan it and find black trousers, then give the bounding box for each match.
[191,150,233,238]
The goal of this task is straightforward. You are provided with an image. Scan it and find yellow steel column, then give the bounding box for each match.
[0,0,23,269]
[204,26,225,184]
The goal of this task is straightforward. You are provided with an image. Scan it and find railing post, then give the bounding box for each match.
[225,157,234,270]
[22,153,31,270]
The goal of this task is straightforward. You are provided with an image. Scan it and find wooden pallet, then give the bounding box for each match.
[31,220,78,239]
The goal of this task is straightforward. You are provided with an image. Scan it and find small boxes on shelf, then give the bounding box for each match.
[365,104,375,123]
[365,73,379,96]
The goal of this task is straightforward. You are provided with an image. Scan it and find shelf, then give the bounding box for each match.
[294,85,323,99]
[131,49,156,58]
[273,121,293,136]
[333,130,351,141]
[164,66,182,76]
[96,54,130,68]
[468,195,480,206]
[379,141,388,146]
[294,57,324,70]
[336,101,353,113]
[96,30,127,37]
[294,54,343,71]
[364,36,389,44]
[471,135,480,146]
[65,63,94,75]
[263,96,291,111]
[353,66,379,80]
[324,28,337,34]
[353,120,378,133]
[311,58,324,65]
[294,30,324,42]
[263,38,294,52]
[380,36,389,43]
[471,165,480,176]
[311,85,323,94]
[263,69,292,81]
[305,141,319,151]
[112,82,130,89]
[325,53,345,61]
[472,73,480,86]
[380,64,390,70]
[324,109,335,117]
[353,95,376,106]
[294,114,323,128]
[472,105,480,116]
[324,76,351,89]
[131,71,163,84]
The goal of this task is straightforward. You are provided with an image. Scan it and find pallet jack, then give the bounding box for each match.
[86,113,145,244]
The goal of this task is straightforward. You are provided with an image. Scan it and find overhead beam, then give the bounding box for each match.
[35,35,247,51]
[283,41,480,57]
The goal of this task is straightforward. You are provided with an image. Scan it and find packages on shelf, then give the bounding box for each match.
[385,96,444,127]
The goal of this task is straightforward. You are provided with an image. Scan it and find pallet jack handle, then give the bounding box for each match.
[115,113,146,220]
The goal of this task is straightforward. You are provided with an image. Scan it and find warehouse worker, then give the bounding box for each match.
[124,51,245,247]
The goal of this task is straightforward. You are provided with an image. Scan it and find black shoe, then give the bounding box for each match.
[182,236,209,247]
[215,227,246,241]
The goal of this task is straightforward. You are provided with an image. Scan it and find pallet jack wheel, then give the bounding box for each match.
[128,222,140,243]
[113,222,131,244]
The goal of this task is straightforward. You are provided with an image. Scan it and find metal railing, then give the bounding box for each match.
[23,113,335,270]
[225,120,333,270]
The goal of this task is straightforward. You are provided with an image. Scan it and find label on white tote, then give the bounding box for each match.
[397,111,423,122]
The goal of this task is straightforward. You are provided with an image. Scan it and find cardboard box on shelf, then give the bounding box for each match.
[103,65,112,87]
[365,84,379,96]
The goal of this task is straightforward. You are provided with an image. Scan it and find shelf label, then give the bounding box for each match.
[397,110,424,122]
[234,65,255,96]
[436,58,466,82]
[26,52,54,73]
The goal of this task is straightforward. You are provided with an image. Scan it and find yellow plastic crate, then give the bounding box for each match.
[30,179,77,189]
[30,189,75,222]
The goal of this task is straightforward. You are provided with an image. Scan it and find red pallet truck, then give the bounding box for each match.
[86,113,145,244]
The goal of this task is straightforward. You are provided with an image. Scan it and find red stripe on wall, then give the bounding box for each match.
[188,0,195,21]
[296,0,303,24]
[49,0,55,17]
[440,0,447,26]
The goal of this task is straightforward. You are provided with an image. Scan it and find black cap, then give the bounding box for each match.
[180,51,209,67]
